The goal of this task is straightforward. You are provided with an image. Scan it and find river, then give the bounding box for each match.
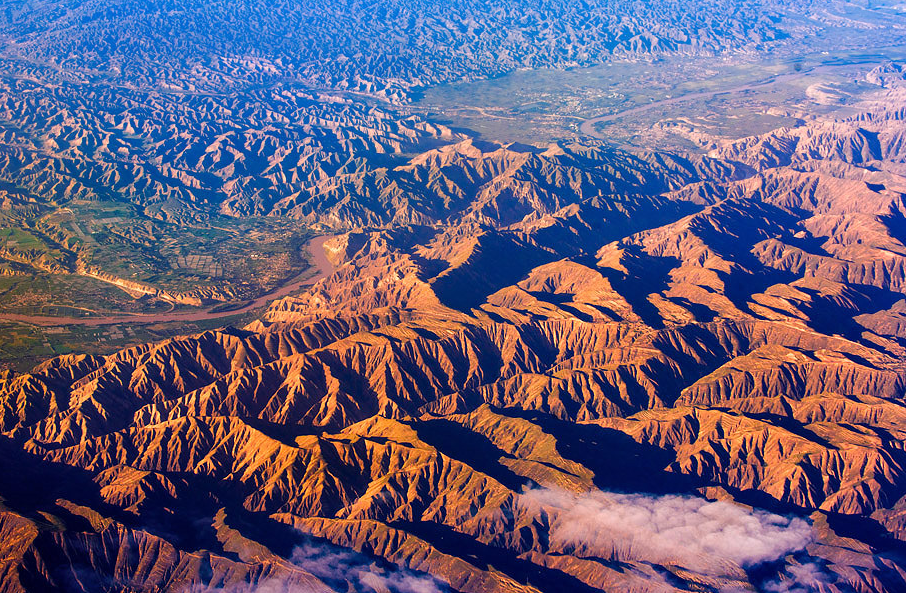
[0,235,336,328]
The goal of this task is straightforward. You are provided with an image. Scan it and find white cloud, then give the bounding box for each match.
[521,487,815,573]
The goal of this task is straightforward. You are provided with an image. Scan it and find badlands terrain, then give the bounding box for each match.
[1,0,906,592]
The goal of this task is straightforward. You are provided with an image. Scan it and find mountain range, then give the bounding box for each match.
[2,72,906,591]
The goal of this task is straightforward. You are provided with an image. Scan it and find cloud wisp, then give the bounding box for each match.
[189,540,446,593]
[762,562,835,592]
[288,543,444,593]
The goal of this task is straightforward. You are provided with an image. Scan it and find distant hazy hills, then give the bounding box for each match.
[0,0,799,95]
[0,0,902,228]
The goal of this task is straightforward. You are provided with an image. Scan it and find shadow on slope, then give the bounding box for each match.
[430,232,553,312]
[413,418,532,492]
[495,408,700,495]
[392,519,605,593]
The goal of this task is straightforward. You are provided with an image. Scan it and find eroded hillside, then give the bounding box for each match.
[1,77,906,592]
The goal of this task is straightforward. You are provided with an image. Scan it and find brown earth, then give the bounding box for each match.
[3,85,906,593]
